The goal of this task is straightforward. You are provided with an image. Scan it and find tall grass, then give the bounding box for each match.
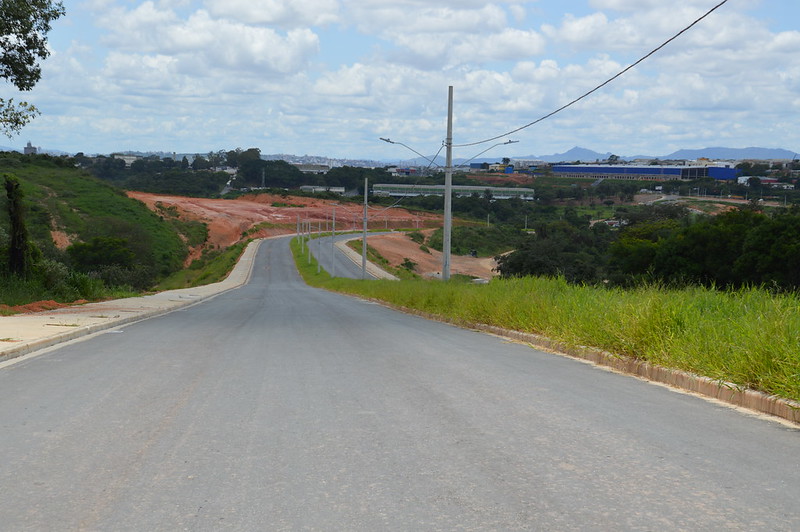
[155,240,250,290]
[292,236,800,402]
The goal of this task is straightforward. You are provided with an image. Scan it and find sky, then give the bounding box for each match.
[2,0,800,161]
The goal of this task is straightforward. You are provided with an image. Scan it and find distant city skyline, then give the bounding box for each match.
[2,1,799,161]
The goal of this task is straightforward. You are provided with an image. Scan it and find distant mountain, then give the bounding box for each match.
[664,147,797,160]
[3,145,796,166]
[522,146,798,164]
[532,146,613,163]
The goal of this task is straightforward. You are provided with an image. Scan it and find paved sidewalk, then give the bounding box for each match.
[0,239,263,362]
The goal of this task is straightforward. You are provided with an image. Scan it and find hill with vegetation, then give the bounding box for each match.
[0,152,196,306]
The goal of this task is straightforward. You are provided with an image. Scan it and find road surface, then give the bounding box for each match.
[1,236,798,530]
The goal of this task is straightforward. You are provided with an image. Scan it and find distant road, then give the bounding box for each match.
[1,236,798,530]
[305,232,378,280]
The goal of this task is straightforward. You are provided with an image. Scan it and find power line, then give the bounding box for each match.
[454,0,730,148]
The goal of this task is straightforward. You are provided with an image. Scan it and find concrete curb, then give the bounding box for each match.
[363,301,800,425]
[0,239,264,362]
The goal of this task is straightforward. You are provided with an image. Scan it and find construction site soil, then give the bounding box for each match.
[128,191,498,280]
[7,192,497,314]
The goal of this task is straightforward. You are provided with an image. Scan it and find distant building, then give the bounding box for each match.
[388,167,418,177]
[373,184,535,200]
[23,141,38,155]
[112,154,141,167]
[299,185,345,195]
[551,164,739,181]
[293,163,330,175]
[487,163,514,173]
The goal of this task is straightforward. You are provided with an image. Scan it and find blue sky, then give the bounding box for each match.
[2,0,799,161]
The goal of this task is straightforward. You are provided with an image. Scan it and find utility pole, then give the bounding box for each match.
[362,177,368,280]
[331,204,336,278]
[307,220,311,265]
[442,85,454,281]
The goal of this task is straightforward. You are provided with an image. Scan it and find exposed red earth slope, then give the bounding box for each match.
[8,192,495,314]
[128,191,494,279]
[127,192,496,280]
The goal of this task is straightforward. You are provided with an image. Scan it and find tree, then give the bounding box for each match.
[0,0,65,136]
[4,174,30,276]
[746,176,762,189]
[67,236,135,271]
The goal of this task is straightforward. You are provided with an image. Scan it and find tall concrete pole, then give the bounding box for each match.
[442,85,454,281]
[297,215,302,252]
[362,177,368,280]
[331,205,336,278]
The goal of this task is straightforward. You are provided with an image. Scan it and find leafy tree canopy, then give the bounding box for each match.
[0,0,65,136]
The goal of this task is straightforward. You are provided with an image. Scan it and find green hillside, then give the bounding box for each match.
[0,152,189,306]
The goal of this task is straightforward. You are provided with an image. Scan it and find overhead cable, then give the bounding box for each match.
[454,0,730,148]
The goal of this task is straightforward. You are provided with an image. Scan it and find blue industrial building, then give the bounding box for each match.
[551,165,739,181]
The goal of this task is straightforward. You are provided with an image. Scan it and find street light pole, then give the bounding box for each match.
[331,204,336,278]
[442,85,454,281]
[362,177,368,280]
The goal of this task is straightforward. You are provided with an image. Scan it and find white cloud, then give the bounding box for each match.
[10,0,800,157]
[96,5,320,76]
[204,0,340,27]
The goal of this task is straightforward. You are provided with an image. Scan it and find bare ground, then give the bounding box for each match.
[365,231,497,280]
[125,192,497,278]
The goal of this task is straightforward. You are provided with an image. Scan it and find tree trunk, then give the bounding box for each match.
[4,174,29,277]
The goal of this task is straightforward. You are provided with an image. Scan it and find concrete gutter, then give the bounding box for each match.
[363,302,800,426]
[0,239,263,362]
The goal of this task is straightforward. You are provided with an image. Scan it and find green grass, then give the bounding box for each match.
[155,240,250,290]
[291,236,800,403]
[346,239,419,280]
[241,221,293,238]
[0,154,187,277]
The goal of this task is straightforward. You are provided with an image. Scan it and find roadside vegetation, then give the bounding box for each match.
[292,237,800,404]
[156,240,250,290]
[0,152,192,307]
[345,239,418,280]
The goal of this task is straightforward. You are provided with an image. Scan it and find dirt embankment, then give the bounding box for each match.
[128,191,496,279]
[11,193,494,314]
[364,230,497,280]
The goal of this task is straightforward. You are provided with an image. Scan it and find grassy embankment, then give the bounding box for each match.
[155,240,251,290]
[291,236,800,404]
[0,154,189,306]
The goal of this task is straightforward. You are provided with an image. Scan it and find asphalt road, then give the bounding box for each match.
[1,236,798,530]
[305,232,376,280]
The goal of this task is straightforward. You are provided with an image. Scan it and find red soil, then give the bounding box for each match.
[11,192,493,314]
[127,191,495,279]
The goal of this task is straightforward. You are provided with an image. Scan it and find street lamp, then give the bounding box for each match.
[456,140,519,170]
[379,138,440,168]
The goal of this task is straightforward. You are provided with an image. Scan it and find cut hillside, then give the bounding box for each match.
[365,231,498,280]
[0,153,188,283]
[128,191,444,266]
